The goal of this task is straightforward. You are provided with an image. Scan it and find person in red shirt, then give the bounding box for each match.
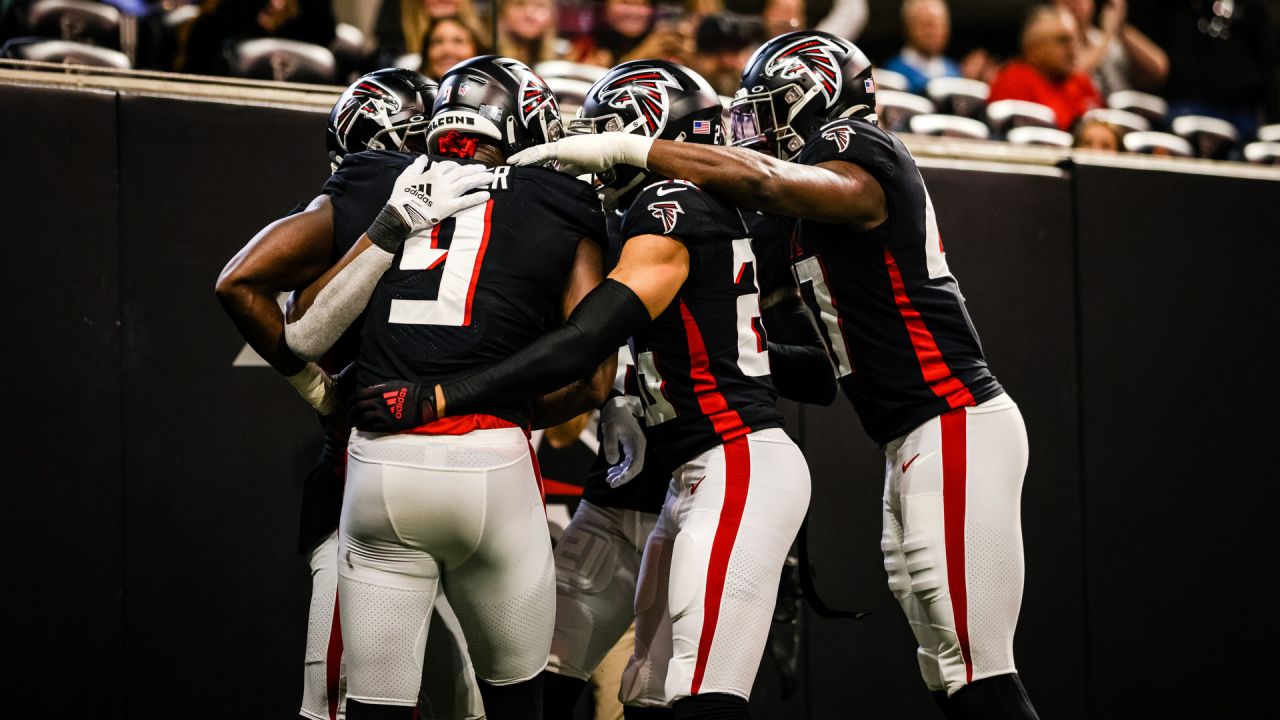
[989,6,1103,130]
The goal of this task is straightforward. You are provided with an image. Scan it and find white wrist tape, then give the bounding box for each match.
[286,362,338,415]
[613,133,654,169]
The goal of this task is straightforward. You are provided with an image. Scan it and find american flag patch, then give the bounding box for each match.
[865,78,875,93]
[692,120,711,134]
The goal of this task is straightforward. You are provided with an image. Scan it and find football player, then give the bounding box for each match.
[354,60,823,720]
[218,67,483,720]
[508,30,1042,720]
[280,56,613,720]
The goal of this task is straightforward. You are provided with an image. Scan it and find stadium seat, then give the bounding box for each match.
[986,99,1057,136]
[871,67,909,93]
[925,77,989,119]
[27,0,120,48]
[1006,126,1073,148]
[391,52,421,72]
[0,36,130,67]
[162,3,201,30]
[1106,90,1167,127]
[1081,107,1149,133]
[547,76,594,115]
[1171,114,1238,160]
[331,23,370,82]
[1122,131,1193,157]
[876,89,935,133]
[535,60,606,84]
[1257,124,1280,143]
[1242,141,1280,165]
[909,114,990,140]
[229,38,337,84]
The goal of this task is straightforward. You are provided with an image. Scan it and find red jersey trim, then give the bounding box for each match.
[405,413,520,436]
[678,300,752,443]
[542,479,584,497]
[462,199,495,326]
[883,248,976,409]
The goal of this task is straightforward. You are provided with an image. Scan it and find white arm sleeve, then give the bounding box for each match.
[815,0,869,41]
[284,244,395,362]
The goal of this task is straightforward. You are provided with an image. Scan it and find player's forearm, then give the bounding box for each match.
[441,280,648,418]
[215,281,306,376]
[645,140,793,216]
[284,243,394,362]
[529,356,618,429]
[762,294,838,405]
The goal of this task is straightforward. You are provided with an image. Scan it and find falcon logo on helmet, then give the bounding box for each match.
[598,67,682,136]
[519,72,558,126]
[764,36,845,107]
[648,200,684,234]
[333,79,402,144]
[822,125,855,152]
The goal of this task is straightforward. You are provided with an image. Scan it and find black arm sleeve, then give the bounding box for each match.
[763,294,838,406]
[442,279,651,416]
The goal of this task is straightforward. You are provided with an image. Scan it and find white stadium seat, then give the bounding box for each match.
[925,77,989,119]
[1081,107,1149,133]
[1243,141,1280,165]
[876,89,935,133]
[909,113,990,140]
[1005,126,1073,148]
[986,99,1057,136]
[871,67,909,92]
[1171,115,1239,160]
[1122,131,1193,157]
[1106,90,1168,126]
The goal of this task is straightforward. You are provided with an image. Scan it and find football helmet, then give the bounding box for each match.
[570,59,724,210]
[426,55,563,159]
[730,31,876,160]
[327,68,438,171]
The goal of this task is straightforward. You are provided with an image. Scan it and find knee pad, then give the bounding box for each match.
[901,530,946,603]
[554,520,622,598]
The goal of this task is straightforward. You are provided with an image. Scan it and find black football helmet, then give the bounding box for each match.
[426,55,563,159]
[730,31,876,160]
[327,68,438,172]
[570,59,724,210]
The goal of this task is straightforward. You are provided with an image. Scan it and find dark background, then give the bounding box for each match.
[3,80,1278,719]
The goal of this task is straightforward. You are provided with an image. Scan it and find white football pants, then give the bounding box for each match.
[880,392,1029,696]
[547,500,659,682]
[337,426,556,708]
[621,428,811,706]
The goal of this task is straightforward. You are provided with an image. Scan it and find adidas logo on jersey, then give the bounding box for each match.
[384,388,407,420]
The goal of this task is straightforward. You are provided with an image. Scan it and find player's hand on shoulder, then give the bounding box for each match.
[508,133,654,176]
[601,393,646,488]
[366,156,494,253]
[351,379,439,433]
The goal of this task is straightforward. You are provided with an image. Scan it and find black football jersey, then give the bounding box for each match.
[793,118,1002,445]
[744,210,799,297]
[349,152,608,428]
[620,179,783,475]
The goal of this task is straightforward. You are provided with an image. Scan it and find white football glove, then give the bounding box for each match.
[601,394,647,488]
[507,133,654,176]
[367,156,494,252]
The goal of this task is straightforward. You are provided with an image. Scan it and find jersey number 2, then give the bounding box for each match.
[388,201,492,326]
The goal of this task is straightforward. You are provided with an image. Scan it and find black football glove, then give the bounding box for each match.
[351,380,438,433]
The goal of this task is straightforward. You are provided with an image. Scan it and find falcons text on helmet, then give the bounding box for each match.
[648,200,684,234]
[598,67,683,136]
[764,36,845,108]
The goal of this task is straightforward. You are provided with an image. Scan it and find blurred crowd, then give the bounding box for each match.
[2,0,1278,162]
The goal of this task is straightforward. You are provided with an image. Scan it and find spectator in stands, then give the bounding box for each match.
[377,0,482,64]
[762,0,803,38]
[497,0,558,67]
[988,6,1103,131]
[1073,117,1122,150]
[419,14,485,80]
[882,0,1000,94]
[1054,0,1168,96]
[178,0,336,75]
[1157,0,1279,141]
[881,0,962,95]
[691,11,763,96]
[569,0,690,68]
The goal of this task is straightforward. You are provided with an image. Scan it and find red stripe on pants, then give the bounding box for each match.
[941,408,973,683]
[690,436,752,695]
[326,594,343,720]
